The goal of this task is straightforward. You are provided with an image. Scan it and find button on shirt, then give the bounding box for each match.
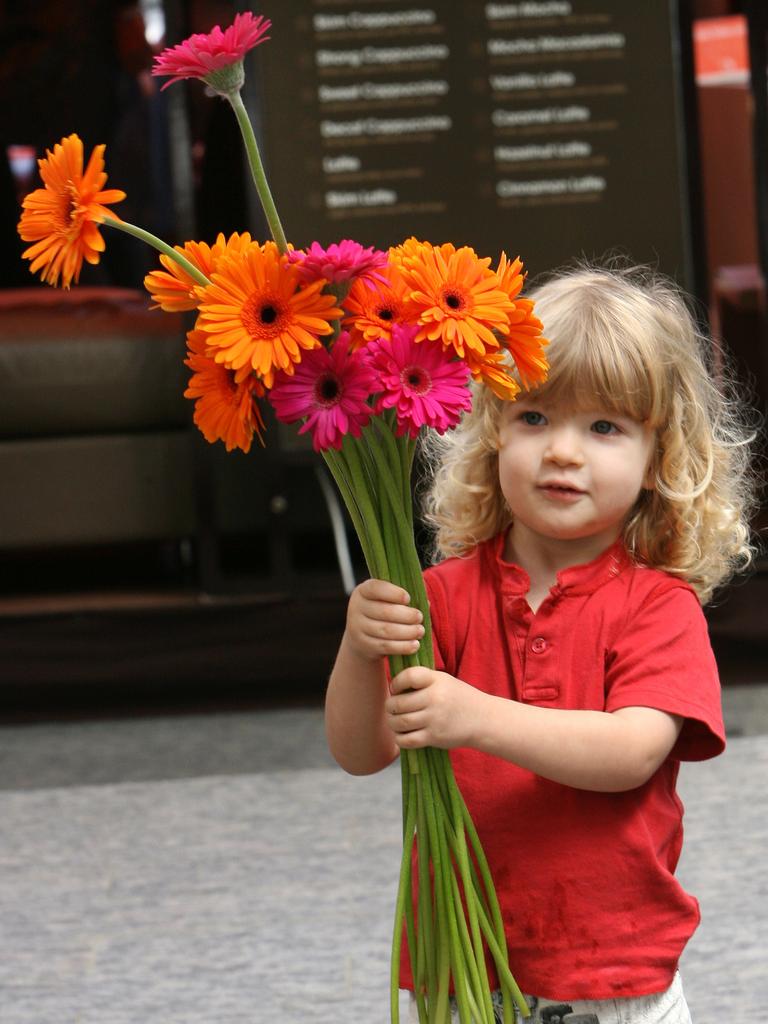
[400,529,725,1002]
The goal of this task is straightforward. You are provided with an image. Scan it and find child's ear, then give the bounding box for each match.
[642,461,657,491]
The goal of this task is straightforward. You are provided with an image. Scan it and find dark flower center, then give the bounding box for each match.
[401,365,431,395]
[241,292,286,337]
[443,291,463,311]
[60,183,82,235]
[377,307,394,321]
[315,372,341,407]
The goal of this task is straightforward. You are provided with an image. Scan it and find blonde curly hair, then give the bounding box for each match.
[421,263,761,604]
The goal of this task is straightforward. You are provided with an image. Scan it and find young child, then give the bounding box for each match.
[324,264,759,1023]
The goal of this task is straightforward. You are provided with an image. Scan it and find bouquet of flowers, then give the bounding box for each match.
[17,11,548,1022]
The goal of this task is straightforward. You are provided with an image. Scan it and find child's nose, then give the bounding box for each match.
[544,427,584,465]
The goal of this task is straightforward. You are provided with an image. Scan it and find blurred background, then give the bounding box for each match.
[0,0,765,713]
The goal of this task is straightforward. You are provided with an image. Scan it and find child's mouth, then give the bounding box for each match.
[539,483,585,502]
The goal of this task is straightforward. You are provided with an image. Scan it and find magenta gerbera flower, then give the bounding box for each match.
[152,12,271,95]
[366,324,473,438]
[268,332,376,452]
[286,240,388,287]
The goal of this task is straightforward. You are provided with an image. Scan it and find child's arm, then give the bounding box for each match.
[325,579,425,776]
[386,667,683,792]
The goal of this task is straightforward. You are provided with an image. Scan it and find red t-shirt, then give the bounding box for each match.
[400,531,725,1001]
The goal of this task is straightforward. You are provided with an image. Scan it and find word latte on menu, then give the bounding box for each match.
[496,175,606,197]
[491,71,576,91]
[492,106,590,127]
[495,141,593,162]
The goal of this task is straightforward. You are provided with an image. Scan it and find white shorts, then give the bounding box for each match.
[407,970,692,1023]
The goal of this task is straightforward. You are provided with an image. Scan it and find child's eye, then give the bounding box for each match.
[520,411,546,426]
[592,419,620,435]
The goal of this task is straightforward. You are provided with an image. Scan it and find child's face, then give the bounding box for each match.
[497,398,655,557]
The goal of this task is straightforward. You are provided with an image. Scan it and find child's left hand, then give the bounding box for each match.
[386,667,486,750]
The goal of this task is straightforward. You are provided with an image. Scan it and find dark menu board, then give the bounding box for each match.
[253,1,694,284]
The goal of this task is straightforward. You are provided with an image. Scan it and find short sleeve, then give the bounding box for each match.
[604,583,725,761]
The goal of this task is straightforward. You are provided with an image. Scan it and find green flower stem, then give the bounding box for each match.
[473,899,529,1018]
[357,426,431,665]
[405,773,429,1024]
[449,847,528,1022]
[367,441,432,666]
[324,447,427,804]
[370,465,400,587]
[422,751,491,1024]
[359,430,422,596]
[391,766,419,1024]
[406,867,429,1024]
[374,412,405,494]
[424,748,524,1022]
[402,776,424,1022]
[400,434,417,533]
[327,280,352,306]
[327,438,420,796]
[421,761,451,1022]
[227,89,288,254]
[101,216,212,287]
[355,423,451,1018]
[325,450,427,800]
[350,434,406,659]
[452,766,509,947]
[400,756,410,840]
[326,429,425,1024]
[373,416,414,526]
[333,440,388,580]
[416,772,437,1011]
[441,848,473,1024]
[321,448,380,578]
[446,866,491,1024]
[449,766,495,1024]
[325,420,517,1023]
[438,764,529,1020]
[372,416,414,537]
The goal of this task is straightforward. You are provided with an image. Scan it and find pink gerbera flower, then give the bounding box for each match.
[152,12,271,95]
[286,240,388,287]
[268,332,375,452]
[366,324,473,438]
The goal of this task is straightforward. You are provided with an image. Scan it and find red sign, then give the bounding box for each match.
[693,16,749,85]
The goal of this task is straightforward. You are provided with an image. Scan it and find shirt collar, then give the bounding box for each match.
[491,529,631,599]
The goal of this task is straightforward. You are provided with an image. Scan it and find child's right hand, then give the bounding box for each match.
[344,579,425,662]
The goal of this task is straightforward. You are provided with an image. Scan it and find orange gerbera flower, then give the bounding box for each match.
[465,349,521,401]
[17,134,126,288]
[389,236,455,273]
[184,329,265,453]
[195,241,344,388]
[342,265,411,348]
[496,253,549,390]
[144,232,253,311]
[395,242,514,359]
[496,252,526,302]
